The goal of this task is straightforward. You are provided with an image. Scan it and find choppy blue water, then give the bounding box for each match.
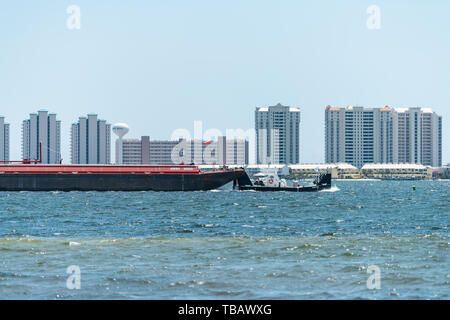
[0,180,448,299]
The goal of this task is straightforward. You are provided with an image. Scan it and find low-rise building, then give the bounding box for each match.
[361,163,432,179]
[121,136,179,165]
[433,164,450,179]
[289,163,360,179]
[121,136,249,165]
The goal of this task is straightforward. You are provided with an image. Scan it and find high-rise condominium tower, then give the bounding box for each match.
[255,103,301,164]
[71,114,111,164]
[22,110,61,164]
[0,116,10,162]
[325,105,442,167]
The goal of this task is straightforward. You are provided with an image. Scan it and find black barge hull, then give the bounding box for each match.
[0,170,245,192]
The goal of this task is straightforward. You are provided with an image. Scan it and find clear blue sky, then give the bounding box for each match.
[0,0,448,164]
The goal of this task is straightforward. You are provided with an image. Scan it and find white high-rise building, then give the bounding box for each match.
[395,108,442,167]
[22,110,61,164]
[255,103,301,164]
[71,114,111,164]
[325,105,381,168]
[0,116,10,161]
[325,105,442,167]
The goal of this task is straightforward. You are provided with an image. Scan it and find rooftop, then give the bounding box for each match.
[290,163,358,170]
[361,163,430,170]
[256,103,300,112]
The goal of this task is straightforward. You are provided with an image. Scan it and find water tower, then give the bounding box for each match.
[112,123,129,164]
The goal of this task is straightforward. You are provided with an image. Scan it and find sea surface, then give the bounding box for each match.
[0,180,448,299]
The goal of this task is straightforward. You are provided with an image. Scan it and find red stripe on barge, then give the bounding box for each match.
[0,165,200,174]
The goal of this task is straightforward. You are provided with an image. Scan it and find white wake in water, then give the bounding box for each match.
[320,185,340,192]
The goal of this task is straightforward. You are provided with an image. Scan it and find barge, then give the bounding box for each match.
[0,164,249,192]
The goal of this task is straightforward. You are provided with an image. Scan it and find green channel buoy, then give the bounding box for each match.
[412,185,416,191]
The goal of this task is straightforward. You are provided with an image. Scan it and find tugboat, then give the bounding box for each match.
[234,170,332,192]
